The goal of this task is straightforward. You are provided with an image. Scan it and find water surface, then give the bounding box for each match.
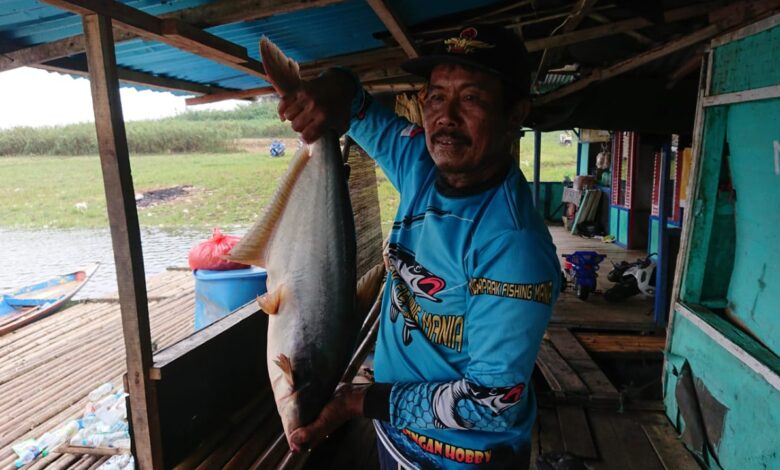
[0,226,247,299]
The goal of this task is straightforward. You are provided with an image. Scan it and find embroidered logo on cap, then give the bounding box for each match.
[444,27,495,55]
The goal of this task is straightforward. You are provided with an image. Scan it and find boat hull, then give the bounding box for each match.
[0,264,99,335]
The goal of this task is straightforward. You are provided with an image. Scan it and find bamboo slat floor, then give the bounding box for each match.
[0,269,196,469]
[2,226,668,469]
[549,226,659,331]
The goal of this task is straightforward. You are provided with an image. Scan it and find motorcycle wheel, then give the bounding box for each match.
[604,281,640,302]
[576,284,590,301]
[560,272,567,292]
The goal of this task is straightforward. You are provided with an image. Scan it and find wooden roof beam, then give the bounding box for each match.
[40,0,267,78]
[36,57,239,96]
[534,0,599,83]
[299,47,406,76]
[533,0,780,106]
[587,12,655,47]
[524,2,720,52]
[1,0,343,73]
[365,0,420,58]
[187,63,411,106]
[172,0,343,26]
[186,86,276,105]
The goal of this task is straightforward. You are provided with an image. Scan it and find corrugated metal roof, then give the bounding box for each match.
[534,73,577,95]
[0,0,505,93]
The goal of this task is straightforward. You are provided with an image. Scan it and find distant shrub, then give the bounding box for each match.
[126,121,234,154]
[173,100,281,122]
[0,99,295,156]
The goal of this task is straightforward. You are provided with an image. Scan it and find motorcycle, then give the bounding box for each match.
[604,255,657,302]
[561,251,606,301]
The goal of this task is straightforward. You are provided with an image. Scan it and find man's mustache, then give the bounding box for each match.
[431,130,471,145]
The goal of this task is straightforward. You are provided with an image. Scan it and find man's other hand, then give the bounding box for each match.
[277,68,357,144]
[288,383,367,452]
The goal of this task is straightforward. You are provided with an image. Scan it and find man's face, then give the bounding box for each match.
[423,64,514,179]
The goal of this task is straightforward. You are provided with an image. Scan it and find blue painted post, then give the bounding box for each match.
[654,143,671,326]
[576,142,583,175]
[533,130,541,207]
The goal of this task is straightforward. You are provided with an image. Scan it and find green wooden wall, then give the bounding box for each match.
[578,142,590,175]
[664,309,780,469]
[665,16,780,470]
[533,181,564,220]
[711,24,780,94]
[723,99,780,354]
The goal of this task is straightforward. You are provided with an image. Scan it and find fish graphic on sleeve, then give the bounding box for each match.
[387,244,446,345]
[430,380,526,430]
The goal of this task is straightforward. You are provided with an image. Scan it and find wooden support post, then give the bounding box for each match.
[533,129,542,207]
[82,14,162,469]
[654,143,672,326]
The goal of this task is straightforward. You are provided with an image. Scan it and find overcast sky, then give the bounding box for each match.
[0,67,241,129]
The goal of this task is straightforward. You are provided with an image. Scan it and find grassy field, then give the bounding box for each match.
[0,132,575,233]
[1,153,286,229]
[0,153,398,233]
[518,131,578,182]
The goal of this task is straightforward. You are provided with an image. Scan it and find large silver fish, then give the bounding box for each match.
[226,37,358,440]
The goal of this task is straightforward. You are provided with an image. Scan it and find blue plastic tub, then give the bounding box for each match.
[193,267,268,331]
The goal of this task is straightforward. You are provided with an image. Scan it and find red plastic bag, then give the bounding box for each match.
[188,228,248,271]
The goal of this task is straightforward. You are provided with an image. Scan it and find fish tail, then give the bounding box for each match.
[259,36,301,95]
[226,146,311,266]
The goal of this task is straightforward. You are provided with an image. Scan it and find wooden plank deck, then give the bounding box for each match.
[0,269,196,469]
[534,406,700,470]
[549,226,660,331]
[1,227,677,469]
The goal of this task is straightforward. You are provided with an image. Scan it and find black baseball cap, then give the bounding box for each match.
[401,25,531,99]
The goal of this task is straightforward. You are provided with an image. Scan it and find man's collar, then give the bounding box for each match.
[435,159,512,197]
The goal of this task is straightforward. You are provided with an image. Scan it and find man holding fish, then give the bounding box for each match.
[271,26,559,469]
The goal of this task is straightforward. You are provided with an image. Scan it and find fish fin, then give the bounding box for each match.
[274,354,295,387]
[355,263,386,318]
[257,289,281,315]
[225,146,311,267]
[259,36,301,96]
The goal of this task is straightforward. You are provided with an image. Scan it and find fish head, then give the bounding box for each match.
[269,355,335,442]
[388,243,446,302]
[464,381,525,416]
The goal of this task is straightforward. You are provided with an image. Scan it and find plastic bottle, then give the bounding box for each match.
[109,421,129,433]
[88,383,114,401]
[78,413,97,429]
[99,455,132,470]
[72,431,129,448]
[122,456,135,470]
[111,438,131,449]
[13,445,40,468]
[96,404,124,427]
[39,420,82,457]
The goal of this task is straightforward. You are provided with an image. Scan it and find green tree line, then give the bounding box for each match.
[0,101,294,156]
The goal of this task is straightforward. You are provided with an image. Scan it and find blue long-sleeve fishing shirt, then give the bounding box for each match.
[347,87,560,469]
